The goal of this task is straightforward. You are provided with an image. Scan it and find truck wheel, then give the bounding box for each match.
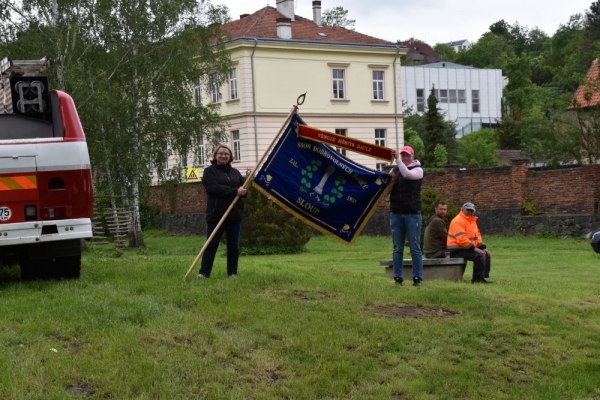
[19,260,38,280]
[19,258,54,280]
[54,255,81,279]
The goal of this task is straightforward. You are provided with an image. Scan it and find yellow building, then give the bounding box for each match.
[199,0,407,174]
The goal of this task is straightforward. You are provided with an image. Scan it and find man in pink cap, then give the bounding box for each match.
[389,145,424,286]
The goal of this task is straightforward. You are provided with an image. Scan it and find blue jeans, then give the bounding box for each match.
[390,213,423,281]
[199,219,242,277]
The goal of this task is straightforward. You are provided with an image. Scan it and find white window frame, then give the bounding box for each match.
[458,90,466,104]
[372,71,384,100]
[449,89,457,104]
[376,162,387,171]
[375,129,386,147]
[162,142,170,171]
[472,90,480,113]
[335,129,347,156]
[232,130,240,161]
[439,89,448,103]
[210,73,221,104]
[193,82,201,107]
[198,136,205,166]
[332,69,346,99]
[229,68,238,100]
[416,89,425,112]
[328,63,350,101]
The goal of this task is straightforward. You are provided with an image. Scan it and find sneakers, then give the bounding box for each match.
[412,277,422,287]
[197,273,206,280]
[229,274,237,279]
[394,277,404,286]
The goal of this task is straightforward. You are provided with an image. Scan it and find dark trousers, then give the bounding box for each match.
[199,219,242,277]
[450,249,491,280]
[425,249,446,259]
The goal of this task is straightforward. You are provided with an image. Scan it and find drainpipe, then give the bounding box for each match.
[251,38,258,162]
[392,46,401,148]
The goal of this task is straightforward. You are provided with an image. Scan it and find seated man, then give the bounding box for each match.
[447,202,492,283]
[423,202,448,258]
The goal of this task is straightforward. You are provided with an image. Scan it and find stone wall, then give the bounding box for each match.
[147,161,600,236]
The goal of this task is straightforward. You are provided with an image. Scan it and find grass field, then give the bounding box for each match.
[1,232,599,399]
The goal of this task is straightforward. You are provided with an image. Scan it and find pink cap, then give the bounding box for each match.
[400,146,414,155]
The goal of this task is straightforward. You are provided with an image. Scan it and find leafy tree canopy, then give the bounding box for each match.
[456,129,501,168]
[322,6,355,30]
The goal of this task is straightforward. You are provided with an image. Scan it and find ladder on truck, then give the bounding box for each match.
[1,57,51,114]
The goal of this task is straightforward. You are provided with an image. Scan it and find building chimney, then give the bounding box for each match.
[276,0,295,21]
[312,1,322,27]
[240,14,249,19]
[276,18,292,39]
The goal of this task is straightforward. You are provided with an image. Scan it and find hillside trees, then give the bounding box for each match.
[0,0,232,247]
[456,4,600,167]
[433,43,456,62]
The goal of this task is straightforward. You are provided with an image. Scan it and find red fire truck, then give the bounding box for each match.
[0,58,93,279]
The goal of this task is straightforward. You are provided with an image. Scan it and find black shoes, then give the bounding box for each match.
[471,278,488,283]
[395,277,423,286]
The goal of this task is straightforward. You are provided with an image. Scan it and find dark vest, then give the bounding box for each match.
[389,165,423,214]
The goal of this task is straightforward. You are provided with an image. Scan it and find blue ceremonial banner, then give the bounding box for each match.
[252,113,394,245]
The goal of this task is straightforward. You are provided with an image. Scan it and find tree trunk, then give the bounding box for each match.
[128,48,145,248]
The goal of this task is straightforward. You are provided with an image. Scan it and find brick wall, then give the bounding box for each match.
[147,182,207,214]
[148,161,600,218]
[378,160,600,214]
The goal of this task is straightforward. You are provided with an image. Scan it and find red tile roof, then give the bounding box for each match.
[570,58,600,109]
[399,39,439,64]
[221,6,394,46]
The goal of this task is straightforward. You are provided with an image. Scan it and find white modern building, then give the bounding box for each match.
[401,62,507,136]
[444,40,471,52]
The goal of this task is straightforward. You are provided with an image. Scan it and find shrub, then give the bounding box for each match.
[240,184,311,255]
[421,188,459,225]
[522,199,543,215]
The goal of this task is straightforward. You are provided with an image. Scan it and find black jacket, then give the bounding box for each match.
[389,164,423,214]
[203,161,245,222]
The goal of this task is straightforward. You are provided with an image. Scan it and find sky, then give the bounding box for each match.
[212,0,593,45]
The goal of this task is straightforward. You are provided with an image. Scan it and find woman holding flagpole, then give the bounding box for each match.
[389,146,424,287]
[197,144,247,279]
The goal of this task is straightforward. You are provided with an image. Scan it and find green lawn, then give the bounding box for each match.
[1,232,599,399]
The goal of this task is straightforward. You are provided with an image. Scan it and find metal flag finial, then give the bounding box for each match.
[297,92,306,106]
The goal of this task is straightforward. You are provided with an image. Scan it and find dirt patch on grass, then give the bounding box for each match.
[66,383,93,398]
[368,304,459,319]
[258,289,330,302]
[293,289,328,301]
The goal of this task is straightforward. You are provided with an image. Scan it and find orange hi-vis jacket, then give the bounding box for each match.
[447,212,484,251]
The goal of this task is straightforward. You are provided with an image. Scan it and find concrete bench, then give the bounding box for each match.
[379,258,466,282]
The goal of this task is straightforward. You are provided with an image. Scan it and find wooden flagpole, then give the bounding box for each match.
[184,102,301,280]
